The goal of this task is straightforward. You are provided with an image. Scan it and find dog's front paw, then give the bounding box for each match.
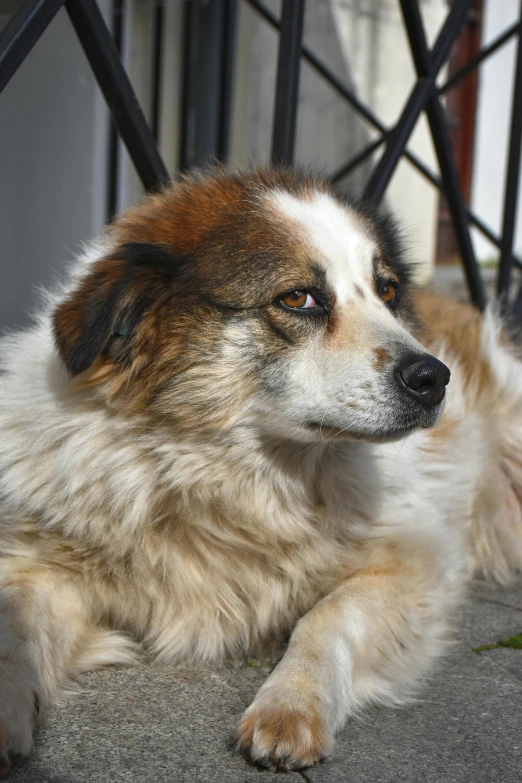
[0,677,38,778]
[236,696,331,771]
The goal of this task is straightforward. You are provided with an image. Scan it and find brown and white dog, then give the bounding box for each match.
[0,167,521,775]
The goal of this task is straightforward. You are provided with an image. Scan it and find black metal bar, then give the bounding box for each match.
[107,0,124,221]
[248,0,386,136]
[469,211,522,272]
[339,135,521,272]
[430,0,474,73]
[427,100,486,307]
[151,0,164,141]
[399,0,486,309]
[217,0,238,161]
[179,0,235,169]
[439,21,520,95]
[364,79,432,201]
[271,0,305,164]
[178,0,197,171]
[397,151,522,271]
[65,0,169,192]
[330,137,385,183]
[0,0,64,94]
[509,285,522,323]
[402,0,471,75]
[498,1,522,300]
[364,0,472,203]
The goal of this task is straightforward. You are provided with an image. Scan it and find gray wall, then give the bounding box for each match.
[0,5,110,331]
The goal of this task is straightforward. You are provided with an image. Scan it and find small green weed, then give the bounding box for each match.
[473,632,522,654]
[247,659,272,669]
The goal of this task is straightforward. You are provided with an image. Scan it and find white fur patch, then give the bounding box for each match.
[269,190,376,303]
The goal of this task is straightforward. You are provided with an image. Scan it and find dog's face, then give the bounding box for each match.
[54,169,449,443]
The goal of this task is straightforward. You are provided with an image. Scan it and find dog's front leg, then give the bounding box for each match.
[237,560,454,771]
[0,564,98,775]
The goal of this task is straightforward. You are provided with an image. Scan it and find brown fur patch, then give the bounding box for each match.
[114,168,324,253]
[52,169,339,432]
[372,347,390,371]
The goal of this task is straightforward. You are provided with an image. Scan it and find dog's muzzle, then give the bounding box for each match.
[396,353,451,408]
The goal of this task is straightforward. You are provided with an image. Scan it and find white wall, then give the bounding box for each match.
[471,0,522,263]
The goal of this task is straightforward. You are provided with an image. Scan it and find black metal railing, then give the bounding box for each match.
[1,0,521,317]
[0,0,169,191]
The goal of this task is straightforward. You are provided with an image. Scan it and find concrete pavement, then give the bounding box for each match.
[9,580,522,783]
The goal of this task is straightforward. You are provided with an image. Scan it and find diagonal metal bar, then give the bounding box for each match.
[0,0,65,94]
[65,0,169,192]
[430,0,475,72]
[248,0,388,135]
[364,0,472,202]
[498,1,522,300]
[439,21,521,95]
[332,133,522,270]
[271,0,305,164]
[404,154,522,272]
[399,0,486,309]
[330,136,385,183]
[402,0,471,75]
[363,79,432,201]
[469,213,522,272]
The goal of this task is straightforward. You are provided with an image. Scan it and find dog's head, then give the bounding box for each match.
[53,168,449,443]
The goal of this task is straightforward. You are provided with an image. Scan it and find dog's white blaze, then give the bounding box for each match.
[270,190,376,303]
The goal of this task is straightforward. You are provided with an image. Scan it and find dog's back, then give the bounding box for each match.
[415,291,522,582]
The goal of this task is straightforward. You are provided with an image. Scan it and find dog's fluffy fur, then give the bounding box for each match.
[1,167,522,773]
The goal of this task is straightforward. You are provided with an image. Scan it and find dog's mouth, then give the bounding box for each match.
[305,421,421,442]
[305,404,442,442]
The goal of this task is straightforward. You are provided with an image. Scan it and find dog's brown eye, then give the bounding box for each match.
[281,291,316,309]
[380,282,398,308]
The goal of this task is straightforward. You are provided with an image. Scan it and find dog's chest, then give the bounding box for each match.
[132,507,350,661]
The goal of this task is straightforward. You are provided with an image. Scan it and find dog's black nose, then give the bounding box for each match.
[396,353,450,408]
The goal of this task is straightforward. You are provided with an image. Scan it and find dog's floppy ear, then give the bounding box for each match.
[53,242,185,376]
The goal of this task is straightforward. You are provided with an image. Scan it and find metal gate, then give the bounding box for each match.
[1,0,521,314]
